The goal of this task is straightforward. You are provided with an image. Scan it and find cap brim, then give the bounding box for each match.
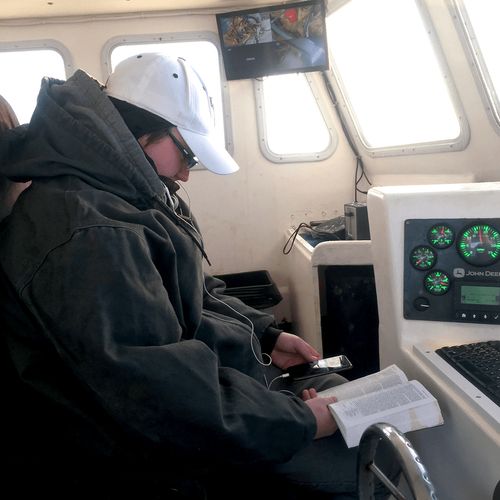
[178,127,239,175]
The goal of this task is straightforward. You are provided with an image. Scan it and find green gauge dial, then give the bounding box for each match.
[428,224,455,249]
[424,271,450,295]
[457,224,500,266]
[410,246,436,270]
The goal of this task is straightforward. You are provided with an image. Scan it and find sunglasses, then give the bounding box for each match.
[168,130,199,169]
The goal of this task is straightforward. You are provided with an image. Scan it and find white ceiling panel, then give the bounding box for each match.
[0,0,280,20]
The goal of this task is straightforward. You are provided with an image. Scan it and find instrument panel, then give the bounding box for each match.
[404,218,500,324]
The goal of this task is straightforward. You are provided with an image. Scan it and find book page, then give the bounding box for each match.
[328,380,444,448]
[318,364,408,401]
[329,380,437,423]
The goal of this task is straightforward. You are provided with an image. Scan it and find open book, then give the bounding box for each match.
[319,364,444,448]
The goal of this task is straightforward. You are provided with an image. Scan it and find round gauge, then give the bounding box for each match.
[428,224,455,249]
[424,270,450,295]
[457,224,500,266]
[410,246,436,270]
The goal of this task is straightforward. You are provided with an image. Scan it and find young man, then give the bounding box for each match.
[0,54,393,498]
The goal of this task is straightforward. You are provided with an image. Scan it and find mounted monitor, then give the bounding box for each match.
[216,0,329,81]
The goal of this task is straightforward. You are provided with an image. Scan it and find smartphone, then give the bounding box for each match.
[285,355,352,380]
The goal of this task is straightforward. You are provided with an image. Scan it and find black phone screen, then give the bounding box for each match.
[285,355,352,380]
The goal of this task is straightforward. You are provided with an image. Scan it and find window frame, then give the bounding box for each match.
[101,32,235,157]
[0,39,74,122]
[325,0,470,157]
[450,0,500,134]
[254,73,338,163]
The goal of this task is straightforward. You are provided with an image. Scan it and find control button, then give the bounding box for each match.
[413,297,430,312]
[455,310,500,322]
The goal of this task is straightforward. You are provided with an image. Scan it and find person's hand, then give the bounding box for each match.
[271,332,320,370]
[302,388,338,439]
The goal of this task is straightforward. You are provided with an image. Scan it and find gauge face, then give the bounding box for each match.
[457,224,500,266]
[410,246,436,270]
[428,224,455,249]
[424,271,450,295]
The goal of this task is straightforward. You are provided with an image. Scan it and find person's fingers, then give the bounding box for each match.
[308,388,318,398]
[302,389,313,400]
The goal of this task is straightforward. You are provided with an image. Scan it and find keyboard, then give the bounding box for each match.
[435,340,500,407]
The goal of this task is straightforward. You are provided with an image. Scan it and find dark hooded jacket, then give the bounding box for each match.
[0,70,316,467]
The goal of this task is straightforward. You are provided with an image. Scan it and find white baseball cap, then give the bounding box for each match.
[105,53,239,175]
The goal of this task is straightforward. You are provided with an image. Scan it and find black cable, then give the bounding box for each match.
[283,219,344,255]
[354,157,372,201]
[283,223,310,255]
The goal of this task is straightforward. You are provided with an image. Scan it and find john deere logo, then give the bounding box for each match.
[453,268,465,278]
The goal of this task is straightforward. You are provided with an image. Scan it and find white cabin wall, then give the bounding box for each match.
[188,68,356,323]
[0,13,212,77]
[0,12,357,323]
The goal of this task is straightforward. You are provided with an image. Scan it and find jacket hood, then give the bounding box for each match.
[0,70,166,207]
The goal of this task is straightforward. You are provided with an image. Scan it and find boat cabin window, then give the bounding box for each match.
[0,43,70,124]
[325,0,468,156]
[453,0,500,132]
[104,37,231,165]
[255,73,337,162]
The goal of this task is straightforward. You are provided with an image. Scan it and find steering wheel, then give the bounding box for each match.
[357,423,438,500]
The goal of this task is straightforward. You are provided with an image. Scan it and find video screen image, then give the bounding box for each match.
[218,1,328,80]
